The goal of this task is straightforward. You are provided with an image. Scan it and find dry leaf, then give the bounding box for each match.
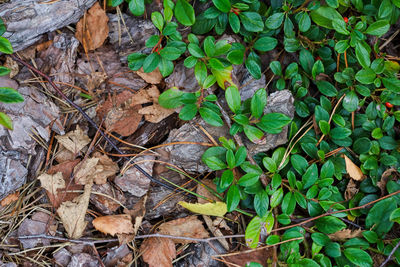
[124,195,147,235]
[222,247,272,267]
[178,201,227,217]
[74,158,100,185]
[56,126,91,154]
[55,147,76,163]
[130,85,160,106]
[345,179,358,201]
[158,216,209,244]
[96,91,134,120]
[328,228,363,241]
[75,2,109,51]
[38,172,65,196]
[343,155,365,181]
[0,192,19,206]
[4,56,19,78]
[57,184,92,239]
[196,179,220,204]
[141,237,176,267]
[377,168,399,195]
[138,104,175,123]
[136,69,163,84]
[93,215,134,236]
[105,104,142,136]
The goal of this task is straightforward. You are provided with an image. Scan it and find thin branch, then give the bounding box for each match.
[10,54,178,192]
[379,239,400,267]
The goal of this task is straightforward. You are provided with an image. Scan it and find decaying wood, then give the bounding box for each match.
[0,0,96,52]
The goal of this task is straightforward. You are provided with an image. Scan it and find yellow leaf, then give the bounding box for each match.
[178,201,227,217]
[343,155,365,181]
[211,66,234,90]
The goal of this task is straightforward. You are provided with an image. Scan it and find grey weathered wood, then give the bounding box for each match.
[0,0,96,52]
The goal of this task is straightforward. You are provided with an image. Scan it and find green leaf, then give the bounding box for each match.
[254,190,269,217]
[253,37,278,52]
[188,43,205,58]
[344,248,373,267]
[159,88,183,108]
[245,51,261,79]
[332,19,350,35]
[315,80,338,97]
[330,127,352,139]
[237,173,260,187]
[366,198,397,235]
[199,107,224,127]
[265,12,285,30]
[302,163,318,189]
[355,68,376,84]
[263,157,277,173]
[127,53,146,70]
[129,0,145,16]
[0,66,10,76]
[111,0,123,6]
[229,13,240,33]
[202,146,227,170]
[310,6,342,29]
[0,87,24,103]
[298,12,311,32]
[179,104,197,120]
[208,58,225,70]
[239,12,264,32]
[0,112,13,130]
[0,18,5,36]
[226,185,240,211]
[312,60,324,80]
[251,88,266,118]
[365,20,390,36]
[256,113,291,133]
[382,77,400,93]
[291,154,308,175]
[195,61,207,85]
[151,12,164,32]
[343,91,359,112]
[319,120,330,135]
[243,124,264,142]
[355,42,371,69]
[143,53,161,73]
[212,0,231,13]
[235,146,246,167]
[0,36,13,54]
[270,188,283,208]
[245,212,274,248]
[315,216,346,234]
[225,86,241,113]
[220,170,234,189]
[211,65,234,89]
[175,0,195,26]
[158,58,174,77]
[159,47,182,61]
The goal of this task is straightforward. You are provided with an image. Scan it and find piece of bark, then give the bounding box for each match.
[90,183,126,215]
[0,0,97,52]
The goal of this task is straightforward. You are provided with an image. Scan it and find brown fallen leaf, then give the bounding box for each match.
[222,247,273,267]
[130,85,160,106]
[344,179,359,201]
[47,160,83,208]
[4,56,19,78]
[343,155,365,181]
[57,184,92,239]
[136,68,163,84]
[0,192,19,206]
[75,2,109,51]
[158,216,209,244]
[93,215,134,236]
[105,104,143,136]
[141,237,176,267]
[96,91,134,120]
[38,172,66,197]
[56,126,91,154]
[55,147,76,163]
[74,154,119,185]
[377,168,399,195]
[328,228,363,241]
[138,104,175,123]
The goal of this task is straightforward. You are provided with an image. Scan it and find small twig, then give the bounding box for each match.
[10,54,178,192]
[379,239,400,267]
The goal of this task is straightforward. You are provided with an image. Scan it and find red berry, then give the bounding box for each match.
[315,56,321,61]
[344,17,349,23]
[385,102,394,108]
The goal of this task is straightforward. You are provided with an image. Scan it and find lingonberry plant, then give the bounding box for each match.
[125,0,400,265]
[0,18,24,130]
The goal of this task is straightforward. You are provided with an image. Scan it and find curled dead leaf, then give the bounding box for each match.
[343,155,365,181]
[344,179,358,201]
[38,172,65,196]
[141,237,176,267]
[74,154,119,185]
[75,2,109,51]
[377,168,399,195]
[93,214,134,236]
[328,228,363,241]
[56,126,90,154]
